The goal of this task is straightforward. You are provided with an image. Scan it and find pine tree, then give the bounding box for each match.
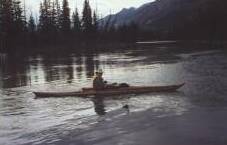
[61,0,70,33]
[27,13,36,44]
[38,2,44,32]
[38,1,49,33]
[82,0,92,33]
[92,10,98,33]
[12,0,26,34]
[46,0,52,32]
[0,0,3,34]
[1,0,14,35]
[38,0,53,33]
[72,8,81,33]
[50,1,57,33]
[0,0,3,49]
[28,13,36,33]
[55,0,61,31]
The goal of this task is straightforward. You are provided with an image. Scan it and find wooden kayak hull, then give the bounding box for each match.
[34,83,184,98]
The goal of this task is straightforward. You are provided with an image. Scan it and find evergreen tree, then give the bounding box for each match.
[12,0,26,34]
[0,0,3,50]
[0,0,3,34]
[28,13,36,33]
[38,2,42,32]
[82,0,92,33]
[92,10,98,33]
[38,0,53,33]
[55,0,61,31]
[72,8,81,33]
[27,13,36,45]
[60,0,70,33]
[38,1,46,33]
[50,1,57,33]
[46,0,52,32]
[1,0,14,36]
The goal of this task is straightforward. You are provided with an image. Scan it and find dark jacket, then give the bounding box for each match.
[93,76,105,90]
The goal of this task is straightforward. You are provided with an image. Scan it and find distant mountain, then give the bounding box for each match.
[100,7,137,28]
[101,0,227,39]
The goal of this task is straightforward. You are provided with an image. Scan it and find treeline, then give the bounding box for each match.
[0,0,138,53]
[0,0,27,52]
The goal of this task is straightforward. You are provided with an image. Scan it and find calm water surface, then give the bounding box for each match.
[1,44,227,145]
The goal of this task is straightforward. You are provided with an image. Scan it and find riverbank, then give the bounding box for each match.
[1,40,226,55]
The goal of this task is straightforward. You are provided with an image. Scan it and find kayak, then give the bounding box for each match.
[34,83,185,98]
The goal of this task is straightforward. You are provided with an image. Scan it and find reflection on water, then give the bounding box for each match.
[0,53,101,89]
[92,96,106,116]
[0,48,184,89]
[1,44,227,145]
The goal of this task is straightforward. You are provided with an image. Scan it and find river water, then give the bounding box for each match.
[1,43,227,145]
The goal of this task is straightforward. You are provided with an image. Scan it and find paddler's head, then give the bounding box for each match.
[95,69,103,77]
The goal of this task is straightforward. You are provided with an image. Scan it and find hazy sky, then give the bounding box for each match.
[24,0,154,17]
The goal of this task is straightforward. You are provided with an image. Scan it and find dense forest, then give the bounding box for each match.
[1,0,227,54]
[0,0,138,53]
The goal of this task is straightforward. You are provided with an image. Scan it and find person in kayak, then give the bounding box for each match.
[93,69,107,90]
[93,69,130,90]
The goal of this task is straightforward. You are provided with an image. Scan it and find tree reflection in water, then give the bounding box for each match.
[0,52,101,89]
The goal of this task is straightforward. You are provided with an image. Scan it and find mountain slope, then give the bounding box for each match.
[102,0,227,39]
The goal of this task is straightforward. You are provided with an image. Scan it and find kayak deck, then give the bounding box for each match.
[34,83,185,98]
